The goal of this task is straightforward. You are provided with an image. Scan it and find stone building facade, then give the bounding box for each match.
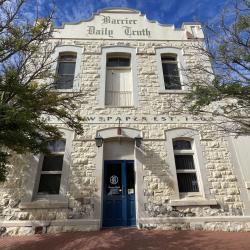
[1,7,250,235]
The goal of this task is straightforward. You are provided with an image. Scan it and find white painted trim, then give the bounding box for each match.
[94,127,143,229]
[98,127,141,139]
[170,199,217,206]
[245,182,250,189]
[0,219,100,228]
[139,216,250,224]
[98,46,138,108]
[3,216,250,229]
[21,128,74,205]
[227,136,250,215]
[155,47,188,91]
[165,128,213,202]
[52,45,83,91]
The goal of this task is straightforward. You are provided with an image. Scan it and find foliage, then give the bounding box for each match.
[0,0,83,181]
[185,0,250,134]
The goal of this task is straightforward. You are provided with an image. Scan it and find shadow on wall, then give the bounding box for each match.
[137,141,182,218]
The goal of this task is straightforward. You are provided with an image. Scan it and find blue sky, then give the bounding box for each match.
[24,0,230,27]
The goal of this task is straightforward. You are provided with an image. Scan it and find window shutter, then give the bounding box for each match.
[105,55,133,106]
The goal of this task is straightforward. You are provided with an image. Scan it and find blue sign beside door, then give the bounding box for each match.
[102,160,136,227]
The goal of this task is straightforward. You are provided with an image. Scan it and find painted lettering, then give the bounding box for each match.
[98,117,105,122]
[102,16,137,25]
[84,116,96,122]
[115,117,122,122]
[87,26,113,37]
[123,26,151,37]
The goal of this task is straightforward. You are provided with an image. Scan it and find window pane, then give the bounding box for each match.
[105,163,122,196]
[48,140,66,153]
[55,75,74,89]
[177,173,199,192]
[164,79,181,89]
[42,155,64,171]
[58,62,76,75]
[162,62,181,89]
[107,57,130,67]
[107,57,118,67]
[38,174,61,194]
[126,162,135,191]
[59,54,76,61]
[175,155,195,169]
[161,55,176,61]
[173,140,192,150]
[119,58,130,66]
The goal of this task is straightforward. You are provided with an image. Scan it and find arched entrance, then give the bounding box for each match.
[103,139,135,227]
[94,128,144,228]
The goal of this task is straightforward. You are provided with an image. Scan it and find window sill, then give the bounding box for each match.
[170,198,217,206]
[19,197,68,209]
[159,90,190,94]
[51,88,80,93]
[245,182,250,189]
[105,106,135,108]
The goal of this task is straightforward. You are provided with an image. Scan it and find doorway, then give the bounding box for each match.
[102,160,136,227]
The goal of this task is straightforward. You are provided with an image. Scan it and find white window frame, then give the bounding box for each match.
[52,45,83,92]
[20,129,74,208]
[36,139,66,197]
[105,53,133,106]
[56,53,77,89]
[173,139,200,195]
[165,128,216,206]
[156,48,188,93]
[99,46,138,108]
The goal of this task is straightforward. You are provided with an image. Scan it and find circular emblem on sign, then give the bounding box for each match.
[110,175,118,185]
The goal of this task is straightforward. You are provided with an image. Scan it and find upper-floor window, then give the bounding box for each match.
[52,46,82,91]
[156,48,187,92]
[161,54,181,90]
[55,52,77,89]
[105,53,133,106]
[99,47,138,108]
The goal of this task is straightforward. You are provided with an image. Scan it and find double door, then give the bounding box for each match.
[102,160,136,227]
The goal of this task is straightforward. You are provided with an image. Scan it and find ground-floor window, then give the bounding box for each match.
[173,139,199,193]
[37,140,66,195]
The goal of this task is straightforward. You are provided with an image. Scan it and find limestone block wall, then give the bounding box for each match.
[0,39,247,235]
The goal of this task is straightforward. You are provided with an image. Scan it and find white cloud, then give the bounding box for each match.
[54,0,130,26]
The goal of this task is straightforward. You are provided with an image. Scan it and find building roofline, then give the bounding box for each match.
[53,7,202,30]
[97,7,140,14]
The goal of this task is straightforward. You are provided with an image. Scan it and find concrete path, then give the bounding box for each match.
[1,228,250,250]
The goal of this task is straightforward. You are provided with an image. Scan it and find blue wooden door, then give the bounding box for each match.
[102,160,136,227]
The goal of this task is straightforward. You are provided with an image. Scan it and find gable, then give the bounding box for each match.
[53,8,203,40]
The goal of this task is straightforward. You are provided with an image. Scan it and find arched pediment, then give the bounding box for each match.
[53,7,203,40]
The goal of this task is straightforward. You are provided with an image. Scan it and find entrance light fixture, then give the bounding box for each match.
[135,136,143,148]
[95,134,104,147]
